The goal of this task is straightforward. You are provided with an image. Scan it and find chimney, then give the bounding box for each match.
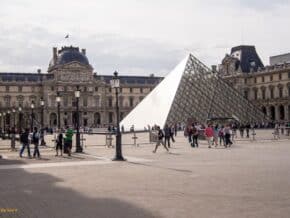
[211,65,217,72]
[53,47,57,63]
[37,69,41,74]
[81,48,86,55]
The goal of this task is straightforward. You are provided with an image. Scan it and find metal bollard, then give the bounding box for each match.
[251,128,256,141]
[132,131,138,147]
[106,133,113,148]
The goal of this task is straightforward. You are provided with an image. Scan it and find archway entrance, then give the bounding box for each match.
[94,112,101,126]
[270,106,275,121]
[279,105,285,120]
[261,106,267,117]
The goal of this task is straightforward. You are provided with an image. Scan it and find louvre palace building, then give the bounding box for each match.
[0,46,162,130]
[219,45,290,123]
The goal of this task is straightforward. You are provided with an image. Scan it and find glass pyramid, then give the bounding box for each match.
[120,54,266,131]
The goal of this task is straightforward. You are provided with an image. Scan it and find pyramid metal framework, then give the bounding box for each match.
[120,54,266,131]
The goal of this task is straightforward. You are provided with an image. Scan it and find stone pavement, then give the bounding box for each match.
[0,130,290,218]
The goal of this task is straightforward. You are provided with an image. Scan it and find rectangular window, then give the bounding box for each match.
[270,89,274,99]
[83,96,88,107]
[262,90,266,100]
[270,75,273,81]
[95,87,98,92]
[279,73,282,80]
[140,88,143,93]
[279,87,283,98]
[262,77,264,82]
[129,97,134,107]
[130,88,133,93]
[254,90,258,100]
[244,91,248,100]
[109,112,113,123]
[108,98,112,107]
[288,72,290,79]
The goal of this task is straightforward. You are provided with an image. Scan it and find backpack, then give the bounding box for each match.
[158,130,164,139]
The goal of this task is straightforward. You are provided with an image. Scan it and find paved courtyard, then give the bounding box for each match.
[0,130,290,218]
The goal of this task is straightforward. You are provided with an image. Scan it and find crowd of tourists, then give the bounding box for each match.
[0,126,75,159]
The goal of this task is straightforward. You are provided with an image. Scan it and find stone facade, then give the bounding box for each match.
[219,46,290,123]
[0,46,162,130]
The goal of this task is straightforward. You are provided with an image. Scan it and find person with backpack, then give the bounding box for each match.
[64,126,74,156]
[19,128,31,158]
[153,126,169,153]
[32,127,41,159]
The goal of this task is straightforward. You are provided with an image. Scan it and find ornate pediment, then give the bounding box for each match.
[58,71,93,83]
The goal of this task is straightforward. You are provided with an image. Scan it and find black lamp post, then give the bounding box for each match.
[40,97,46,145]
[75,86,82,153]
[18,107,22,133]
[110,71,125,161]
[56,92,61,130]
[3,112,6,139]
[12,108,16,128]
[0,113,2,139]
[31,101,35,132]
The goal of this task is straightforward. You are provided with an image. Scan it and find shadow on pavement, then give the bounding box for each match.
[0,158,156,218]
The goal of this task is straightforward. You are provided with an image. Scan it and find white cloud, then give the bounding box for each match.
[0,0,290,75]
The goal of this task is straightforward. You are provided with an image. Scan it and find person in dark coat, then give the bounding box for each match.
[56,129,63,156]
[163,124,172,148]
[19,128,31,158]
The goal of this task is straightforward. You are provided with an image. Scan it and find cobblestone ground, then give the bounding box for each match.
[0,130,290,218]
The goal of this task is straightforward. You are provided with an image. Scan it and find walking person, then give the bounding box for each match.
[56,129,63,156]
[10,127,16,151]
[224,124,233,147]
[239,124,245,138]
[245,123,251,138]
[205,124,214,148]
[192,124,199,148]
[185,124,193,147]
[219,126,225,146]
[64,126,74,156]
[19,128,31,158]
[153,126,169,153]
[164,124,172,148]
[213,125,219,147]
[32,127,41,159]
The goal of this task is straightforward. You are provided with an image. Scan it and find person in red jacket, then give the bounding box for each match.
[204,124,214,148]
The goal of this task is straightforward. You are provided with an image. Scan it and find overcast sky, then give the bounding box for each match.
[1,0,290,76]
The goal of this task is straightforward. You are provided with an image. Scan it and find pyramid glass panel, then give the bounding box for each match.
[121,54,266,131]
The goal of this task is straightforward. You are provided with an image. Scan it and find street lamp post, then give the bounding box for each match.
[75,86,82,153]
[40,97,46,145]
[0,113,2,139]
[12,108,16,128]
[110,71,125,161]
[3,112,6,139]
[31,101,35,132]
[18,107,22,133]
[7,110,11,138]
[56,92,61,130]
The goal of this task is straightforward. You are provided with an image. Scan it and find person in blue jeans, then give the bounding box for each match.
[20,128,31,158]
[32,127,41,159]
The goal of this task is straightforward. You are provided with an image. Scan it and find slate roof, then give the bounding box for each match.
[231,45,264,73]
